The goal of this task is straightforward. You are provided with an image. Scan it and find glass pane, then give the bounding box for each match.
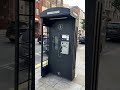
[18,0,33,89]
[19,0,29,15]
[19,16,29,23]
[42,27,49,65]
[0,2,15,90]
[97,0,120,90]
[18,82,28,90]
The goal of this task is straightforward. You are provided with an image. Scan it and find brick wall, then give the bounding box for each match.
[0,0,15,29]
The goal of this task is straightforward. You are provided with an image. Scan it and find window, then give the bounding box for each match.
[36,0,39,2]
[36,8,39,15]
[52,0,56,3]
[51,0,57,7]
[42,0,46,7]
[46,1,50,8]
[57,0,62,6]
[42,0,50,8]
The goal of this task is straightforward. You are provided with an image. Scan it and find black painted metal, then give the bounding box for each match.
[41,19,44,77]
[28,1,31,89]
[86,0,103,90]
[93,2,103,90]
[40,7,77,81]
[41,19,50,77]
[31,1,35,89]
[15,0,35,90]
[86,0,97,90]
[15,0,19,89]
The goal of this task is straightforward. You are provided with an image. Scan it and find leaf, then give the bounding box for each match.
[80,19,85,30]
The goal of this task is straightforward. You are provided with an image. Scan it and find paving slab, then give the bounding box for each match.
[35,44,85,90]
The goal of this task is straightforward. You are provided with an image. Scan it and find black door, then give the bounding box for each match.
[15,0,35,90]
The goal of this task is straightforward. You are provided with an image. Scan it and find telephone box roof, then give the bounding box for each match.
[40,7,78,19]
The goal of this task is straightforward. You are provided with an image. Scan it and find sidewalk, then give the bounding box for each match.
[35,45,85,90]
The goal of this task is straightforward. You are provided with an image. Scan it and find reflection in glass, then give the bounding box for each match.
[0,0,19,88]
[0,21,15,89]
[97,0,120,89]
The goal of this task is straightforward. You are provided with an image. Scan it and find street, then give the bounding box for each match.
[0,30,31,90]
[98,40,120,90]
[0,30,15,90]
[35,39,41,65]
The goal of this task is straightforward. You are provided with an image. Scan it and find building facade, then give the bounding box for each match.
[63,4,85,36]
[0,0,16,29]
[35,0,63,37]
[35,0,63,22]
[35,0,42,22]
[79,9,85,36]
[0,0,30,29]
[70,6,80,40]
[103,0,120,22]
[0,0,63,29]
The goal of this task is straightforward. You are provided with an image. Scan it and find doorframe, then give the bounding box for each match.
[15,0,35,90]
[86,0,103,90]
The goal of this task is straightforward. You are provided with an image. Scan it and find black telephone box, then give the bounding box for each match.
[40,7,78,81]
